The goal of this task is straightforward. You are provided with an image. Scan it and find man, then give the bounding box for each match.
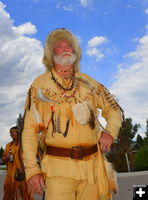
[22,28,123,200]
[2,126,34,200]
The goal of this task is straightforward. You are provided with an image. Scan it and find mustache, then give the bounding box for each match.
[56,52,73,57]
[53,52,76,66]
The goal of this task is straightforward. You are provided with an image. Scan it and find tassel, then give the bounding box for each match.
[88,110,95,129]
[32,103,42,123]
[104,160,118,194]
[37,88,54,103]
[72,101,90,125]
[63,119,70,137]
[51,111,54,138]
[54,115,62,133]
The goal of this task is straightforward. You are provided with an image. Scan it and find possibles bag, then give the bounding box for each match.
[14,168,25,181]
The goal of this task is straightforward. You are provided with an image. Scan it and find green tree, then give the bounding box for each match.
[0,146,4,158]
[107,118,141,172]
[136,134,144,147]
[16,113,23,131]
[134,145,148,171]
[143,119,148,145]
[145,119,148,138]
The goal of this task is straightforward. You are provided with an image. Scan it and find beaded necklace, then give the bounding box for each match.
[51,71,75,91]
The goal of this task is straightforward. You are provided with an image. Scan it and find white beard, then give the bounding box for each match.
[53,52,76,66]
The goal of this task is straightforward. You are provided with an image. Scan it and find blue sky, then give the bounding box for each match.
[2,0,147,84]
[0,0,148,147]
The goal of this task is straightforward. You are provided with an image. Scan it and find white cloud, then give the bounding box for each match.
[86,47,104,61]
[56,2,73,11]
[88,36,107,47]
[144,8,148,14]
[86,36,107,62]
[12,22,37,35]
[79,0,91,7]
[127,5,136,9]
[76,35,82,43]
[56,0,92,11]
[111,33,148,133]
[0,2,44,147]
[62,5,73,11]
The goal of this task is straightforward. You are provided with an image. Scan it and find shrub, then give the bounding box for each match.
[134,146,148,171]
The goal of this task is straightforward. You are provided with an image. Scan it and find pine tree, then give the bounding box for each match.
[136,134,144,147]
[135,145,148,171]
[143,119,148,145]
[0,146,4,158]
[107,118,141,172]
[16,113,23,131]
[145,119,148,138]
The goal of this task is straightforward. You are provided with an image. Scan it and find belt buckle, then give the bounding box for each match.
[71,146,84,160]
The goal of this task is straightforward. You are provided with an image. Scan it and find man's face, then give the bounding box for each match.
[53,40,76,67]
[10,130,18,141]
[53,40,74,55]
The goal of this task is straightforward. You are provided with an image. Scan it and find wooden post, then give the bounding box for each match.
[125,152,130,172]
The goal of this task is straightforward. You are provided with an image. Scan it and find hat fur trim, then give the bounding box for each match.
[43,28,81,71]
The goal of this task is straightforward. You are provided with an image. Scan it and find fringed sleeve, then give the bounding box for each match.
[22,85,42,180]
[96,83,123,139]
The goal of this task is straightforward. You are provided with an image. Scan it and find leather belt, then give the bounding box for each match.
[46,144,98,160]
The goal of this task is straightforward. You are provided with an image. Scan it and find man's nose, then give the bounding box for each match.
[62,46,71,52]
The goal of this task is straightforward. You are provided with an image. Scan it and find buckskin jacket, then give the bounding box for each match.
[22,69,123,199]
[2,142,34,200]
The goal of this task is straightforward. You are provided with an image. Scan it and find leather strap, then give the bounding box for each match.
[46,144,98,160]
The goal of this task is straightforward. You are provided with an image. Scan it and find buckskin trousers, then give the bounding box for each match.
[45,176,98,200]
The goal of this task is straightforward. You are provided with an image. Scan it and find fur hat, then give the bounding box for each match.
[10,126,20,133]
[42,28,81,71]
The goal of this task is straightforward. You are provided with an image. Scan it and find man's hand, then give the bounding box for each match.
[99,132,114,153]
[27,174,45,195]
[2,153,10,162]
